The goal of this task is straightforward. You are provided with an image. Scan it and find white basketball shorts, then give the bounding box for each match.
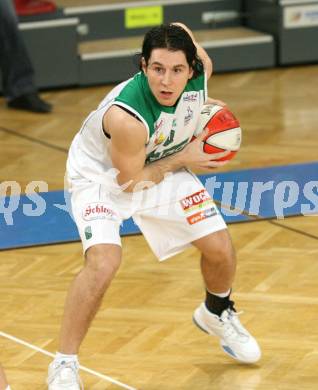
[68,169,227,261]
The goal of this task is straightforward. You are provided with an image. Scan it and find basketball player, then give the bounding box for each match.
[47,23,261,389]
[0,364,10,390]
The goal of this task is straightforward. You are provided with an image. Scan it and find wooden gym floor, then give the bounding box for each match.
[0,64,318,389]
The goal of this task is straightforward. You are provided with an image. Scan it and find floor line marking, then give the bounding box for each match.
[0,126,68,153]
[0,331,137,390]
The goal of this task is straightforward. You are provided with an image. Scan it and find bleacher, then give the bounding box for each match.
[5,0,318,89]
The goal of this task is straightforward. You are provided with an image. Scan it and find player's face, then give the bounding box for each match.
[142,48,194,106]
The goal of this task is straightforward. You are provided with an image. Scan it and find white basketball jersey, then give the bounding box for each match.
[67,71,207,189]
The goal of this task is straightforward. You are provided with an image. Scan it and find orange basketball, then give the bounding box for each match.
[194,104,242,162]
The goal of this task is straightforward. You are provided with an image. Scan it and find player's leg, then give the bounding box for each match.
[0,364,9,390]
[194,228,236,294]
[47,244,122,390]
[192,230,261,363]
[135,170,261,363]
[59,243,122,353]
[47,180,124,389]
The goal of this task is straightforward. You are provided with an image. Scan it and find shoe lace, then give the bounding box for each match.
[220,302,247,340]
[47,361,84,390]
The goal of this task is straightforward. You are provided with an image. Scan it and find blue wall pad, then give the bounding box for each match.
[0,162,317,250]
[201,161,318,220]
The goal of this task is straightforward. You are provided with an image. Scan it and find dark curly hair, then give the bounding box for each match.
[138,24,203,79]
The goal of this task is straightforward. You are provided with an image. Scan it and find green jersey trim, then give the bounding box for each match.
[113,71,207,140]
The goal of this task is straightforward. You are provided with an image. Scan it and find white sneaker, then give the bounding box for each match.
[193,303,261,364]
[47,360,83,390]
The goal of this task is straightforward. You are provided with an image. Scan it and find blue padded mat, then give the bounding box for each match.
[0,162,317,250]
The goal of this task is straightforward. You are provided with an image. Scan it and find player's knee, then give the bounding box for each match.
[203,239,235,266]
[85,244,122,282]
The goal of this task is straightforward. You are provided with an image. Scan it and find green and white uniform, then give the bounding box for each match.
[67,71,226,260]
[114,71,207,163]
[68,71,207,183]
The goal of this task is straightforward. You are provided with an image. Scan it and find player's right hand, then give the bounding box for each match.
[180,129,230,171]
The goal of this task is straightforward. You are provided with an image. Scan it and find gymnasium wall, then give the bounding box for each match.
[1,0,318,90]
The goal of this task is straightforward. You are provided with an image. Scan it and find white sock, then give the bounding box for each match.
[55,351,78,364]
[207,288,231,298]
[6,386,11,390]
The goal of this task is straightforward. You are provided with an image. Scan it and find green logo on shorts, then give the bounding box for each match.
[85,226,92,240]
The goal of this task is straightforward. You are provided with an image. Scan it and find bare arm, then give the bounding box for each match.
[104,106,184,192]
[172,22,213,79]
[104,106,228,192]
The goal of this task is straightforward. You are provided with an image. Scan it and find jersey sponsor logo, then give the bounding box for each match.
[83,203,117,221]
[146,138,189,163]
[183,93,198,102]
[183,199,214,213]
[154,118,164,132]
[154,132,166,145]
[84,226,92,240]
[153,118,166,145]
[163,129,175,146]
[187,207,217,225]
[180,189,212,211]
[184,106,194,126]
